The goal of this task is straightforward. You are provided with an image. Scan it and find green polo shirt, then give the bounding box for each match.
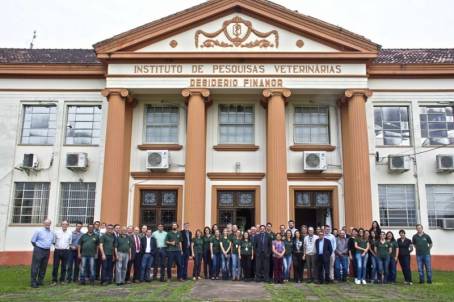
[100,233,115,256]
[284,239,293,256]
[166,231,182,252]
[231,238,241,255]
[412,233,432,256]
[115,235,131,253]
[375,240,391,259]
[220,237,231,253]
[79,233,99,257]
[240,240,253,256]
[267,232,275,241]
[355,238,368,250]
[210,237,221,254]
[193,237,204,254]
[388,240,398,258]
[228,234,235,241]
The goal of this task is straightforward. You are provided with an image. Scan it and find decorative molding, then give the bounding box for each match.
[207,172,265,180]
[213,144,259,151]
[0,64,105,77]
[195,16,279,49]
[296,39,305,48]
[289,144,336,152]
[261,88,291,108]
[287,172,342,181]
[169,40,178,48]
[344,89,373,99]
[130,171,185,180]
[368,64,454,77]
[137,144,183,151]
[101,88,129,98]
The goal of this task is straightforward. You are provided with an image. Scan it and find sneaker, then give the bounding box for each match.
[409,282,413,285]
[361,280,367,285]
[355,279,360,285]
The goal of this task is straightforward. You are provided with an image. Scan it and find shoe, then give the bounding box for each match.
[193,277,196,281]
[409,282,413,285]
[427,280,432,284]
[354,279,360,285]
[31,283,39,288]
[361,280,367,285]
[51,281,57,286]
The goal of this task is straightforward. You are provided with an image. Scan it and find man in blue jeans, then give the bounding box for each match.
[78,223,99,285]
[334,230,349,282]
[412,224,433,284]
[140,229,157,282]
[66,222,83,283]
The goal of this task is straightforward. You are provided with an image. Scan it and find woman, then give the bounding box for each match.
[210,229,222,280]
[202,226,212,279]
[397,229,413,284]
[354,228,370,285]
[292,230,304,283]
[211,224,219,235]
[386,231,399,283]
[369,221,381,240]
[191,229,204,280]
[283,230,293,282]
[272,233,285,284]
[220,228,232,280]
[375,231,391,284]
[367,230,378,283]
[231,230,242,281]
[239,231,254,281]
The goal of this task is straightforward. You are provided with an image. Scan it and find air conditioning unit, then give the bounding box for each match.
[22,153,39,169]
[436,154,454,172]
[146,150,169,170]
[303,151,327,171]
[66,152,88,170]
[388,155,410,172]
[442,218,454,230]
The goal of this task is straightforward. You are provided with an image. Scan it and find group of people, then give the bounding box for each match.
[30,219,433,288]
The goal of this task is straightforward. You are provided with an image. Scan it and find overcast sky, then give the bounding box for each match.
[1,0,453,49]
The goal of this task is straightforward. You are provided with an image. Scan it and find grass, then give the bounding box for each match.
[0,266,453,302]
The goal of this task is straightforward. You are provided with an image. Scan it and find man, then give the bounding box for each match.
[129,226,143,283]
[30,219,55,288]
[166,222,183,281]
[250,225,257,279]
[140,225,148,238]
[279,225,286,238]
[99,224,115,285]
[265,223,275,280]
[287,220,297,237]
[52,220,72,285]
[67,221,83,283]
[152,224,167,281]
[78,223,99,285]
[412,224,433,284]
[324,225,336,281]
[100,222,107,234]
[180,222,192,280]
[315,230,333,284]
[334,230,349,282]
[93,220,102,281]
[254,225,272,282]
[303,226,318,283]
[140,229,157,282]
[115,226,132,285]
[113,224,120,238]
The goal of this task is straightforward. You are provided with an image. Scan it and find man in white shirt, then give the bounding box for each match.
[324,225,337,281]
[287,220,297,237]
[303,227,319,282]
[51,220,72,285]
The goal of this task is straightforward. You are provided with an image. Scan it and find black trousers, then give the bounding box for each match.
[293,253,304,282]
[52,249,69,282]
[31,247,50,286]
[241,255,253,280]
[193,252,203,278]
[317,255,330,283]
[202,249,211,278]
[398,255,412,283]
[153,248,167,279]
[255,252,270,281]
[126,253,142,281]
[102,255,114,283]
[66,249,80,282]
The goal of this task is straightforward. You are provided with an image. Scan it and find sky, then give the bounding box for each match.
[1,0,453,49]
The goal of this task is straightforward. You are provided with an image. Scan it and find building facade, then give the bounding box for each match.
[1,0,453,267]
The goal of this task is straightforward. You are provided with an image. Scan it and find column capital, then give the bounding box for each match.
[262,88,292,99]
[181,88,210,98]
[344,89,372,100]
[101,88,129,98]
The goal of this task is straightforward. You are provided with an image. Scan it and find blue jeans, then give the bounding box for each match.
[193,252,203,278]
[140,253,154,281]
[370,255,378,282]
[355,252,368,281]
[180,248,190,280]
[334,255,349,281]
[101,255,114,283]
[167,250,182,280]
[66,249,80,282]
[388,257,397,282]
[80,256,95,283]
[417,255,432,283]
[221,253,231,279]
[211,252,221,278]
[231,254,240,279]
[376,256,390,283]
[283,254,292,280]
[154,248,166,279]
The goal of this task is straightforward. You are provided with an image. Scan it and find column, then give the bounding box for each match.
[262,88,291,229]
[100,88,133,225]
[182,88,210,231]
[340,89,373,228]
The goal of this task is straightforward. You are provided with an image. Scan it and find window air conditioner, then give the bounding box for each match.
[303,151,327,171]
[388,155,410,172]
[66,152,88,170]
[146,150,169,170]
[436,154,454,172]
[22,153,39,169]
[442,218,454,230]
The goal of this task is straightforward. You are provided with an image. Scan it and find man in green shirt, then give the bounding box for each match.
[152,224,167,281]
[412,224,433,284]
[78,223,99,285]
[99,224,115,285]
[166,222,182,281]
[115,226,131,285]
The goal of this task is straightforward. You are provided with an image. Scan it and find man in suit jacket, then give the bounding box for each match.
[139,229,157,282]
[254,225,272,282]
[180,223,192,280]
[315,230,333,284]
[126,226,142,283]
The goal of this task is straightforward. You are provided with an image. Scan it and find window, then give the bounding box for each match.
[426,185,454,228]
[66,105,102,145]
[379,184,417,227]
[59,183,96,225]
[294,191,331,208]
[218,104,254,144]
[145,105,179,143]
[12,182,49,224]
[420,106,454,145]
[374,106,410,146]
[217,190,255,230]
[294,106,329,144]
[140,190,178,230]
[21,105,57,145]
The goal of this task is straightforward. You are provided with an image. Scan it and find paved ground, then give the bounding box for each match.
[191,280,270,301]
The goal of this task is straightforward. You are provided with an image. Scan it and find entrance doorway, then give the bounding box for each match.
[217,190,255,231]
[294,190,332,229]
[140,189,178,231]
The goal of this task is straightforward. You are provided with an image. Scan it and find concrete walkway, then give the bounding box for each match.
[191,280,271,301]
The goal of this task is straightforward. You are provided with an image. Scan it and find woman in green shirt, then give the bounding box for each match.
[354,228,370,285]
[240,231,254,281]
[202,226,212,279]
[231,230,242,281]
[210,229,222,280]
[220,228,232,280]
[191,229,204,280]
[375,231,392,284]
[386,231,399,283]
[283,230,293,282]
